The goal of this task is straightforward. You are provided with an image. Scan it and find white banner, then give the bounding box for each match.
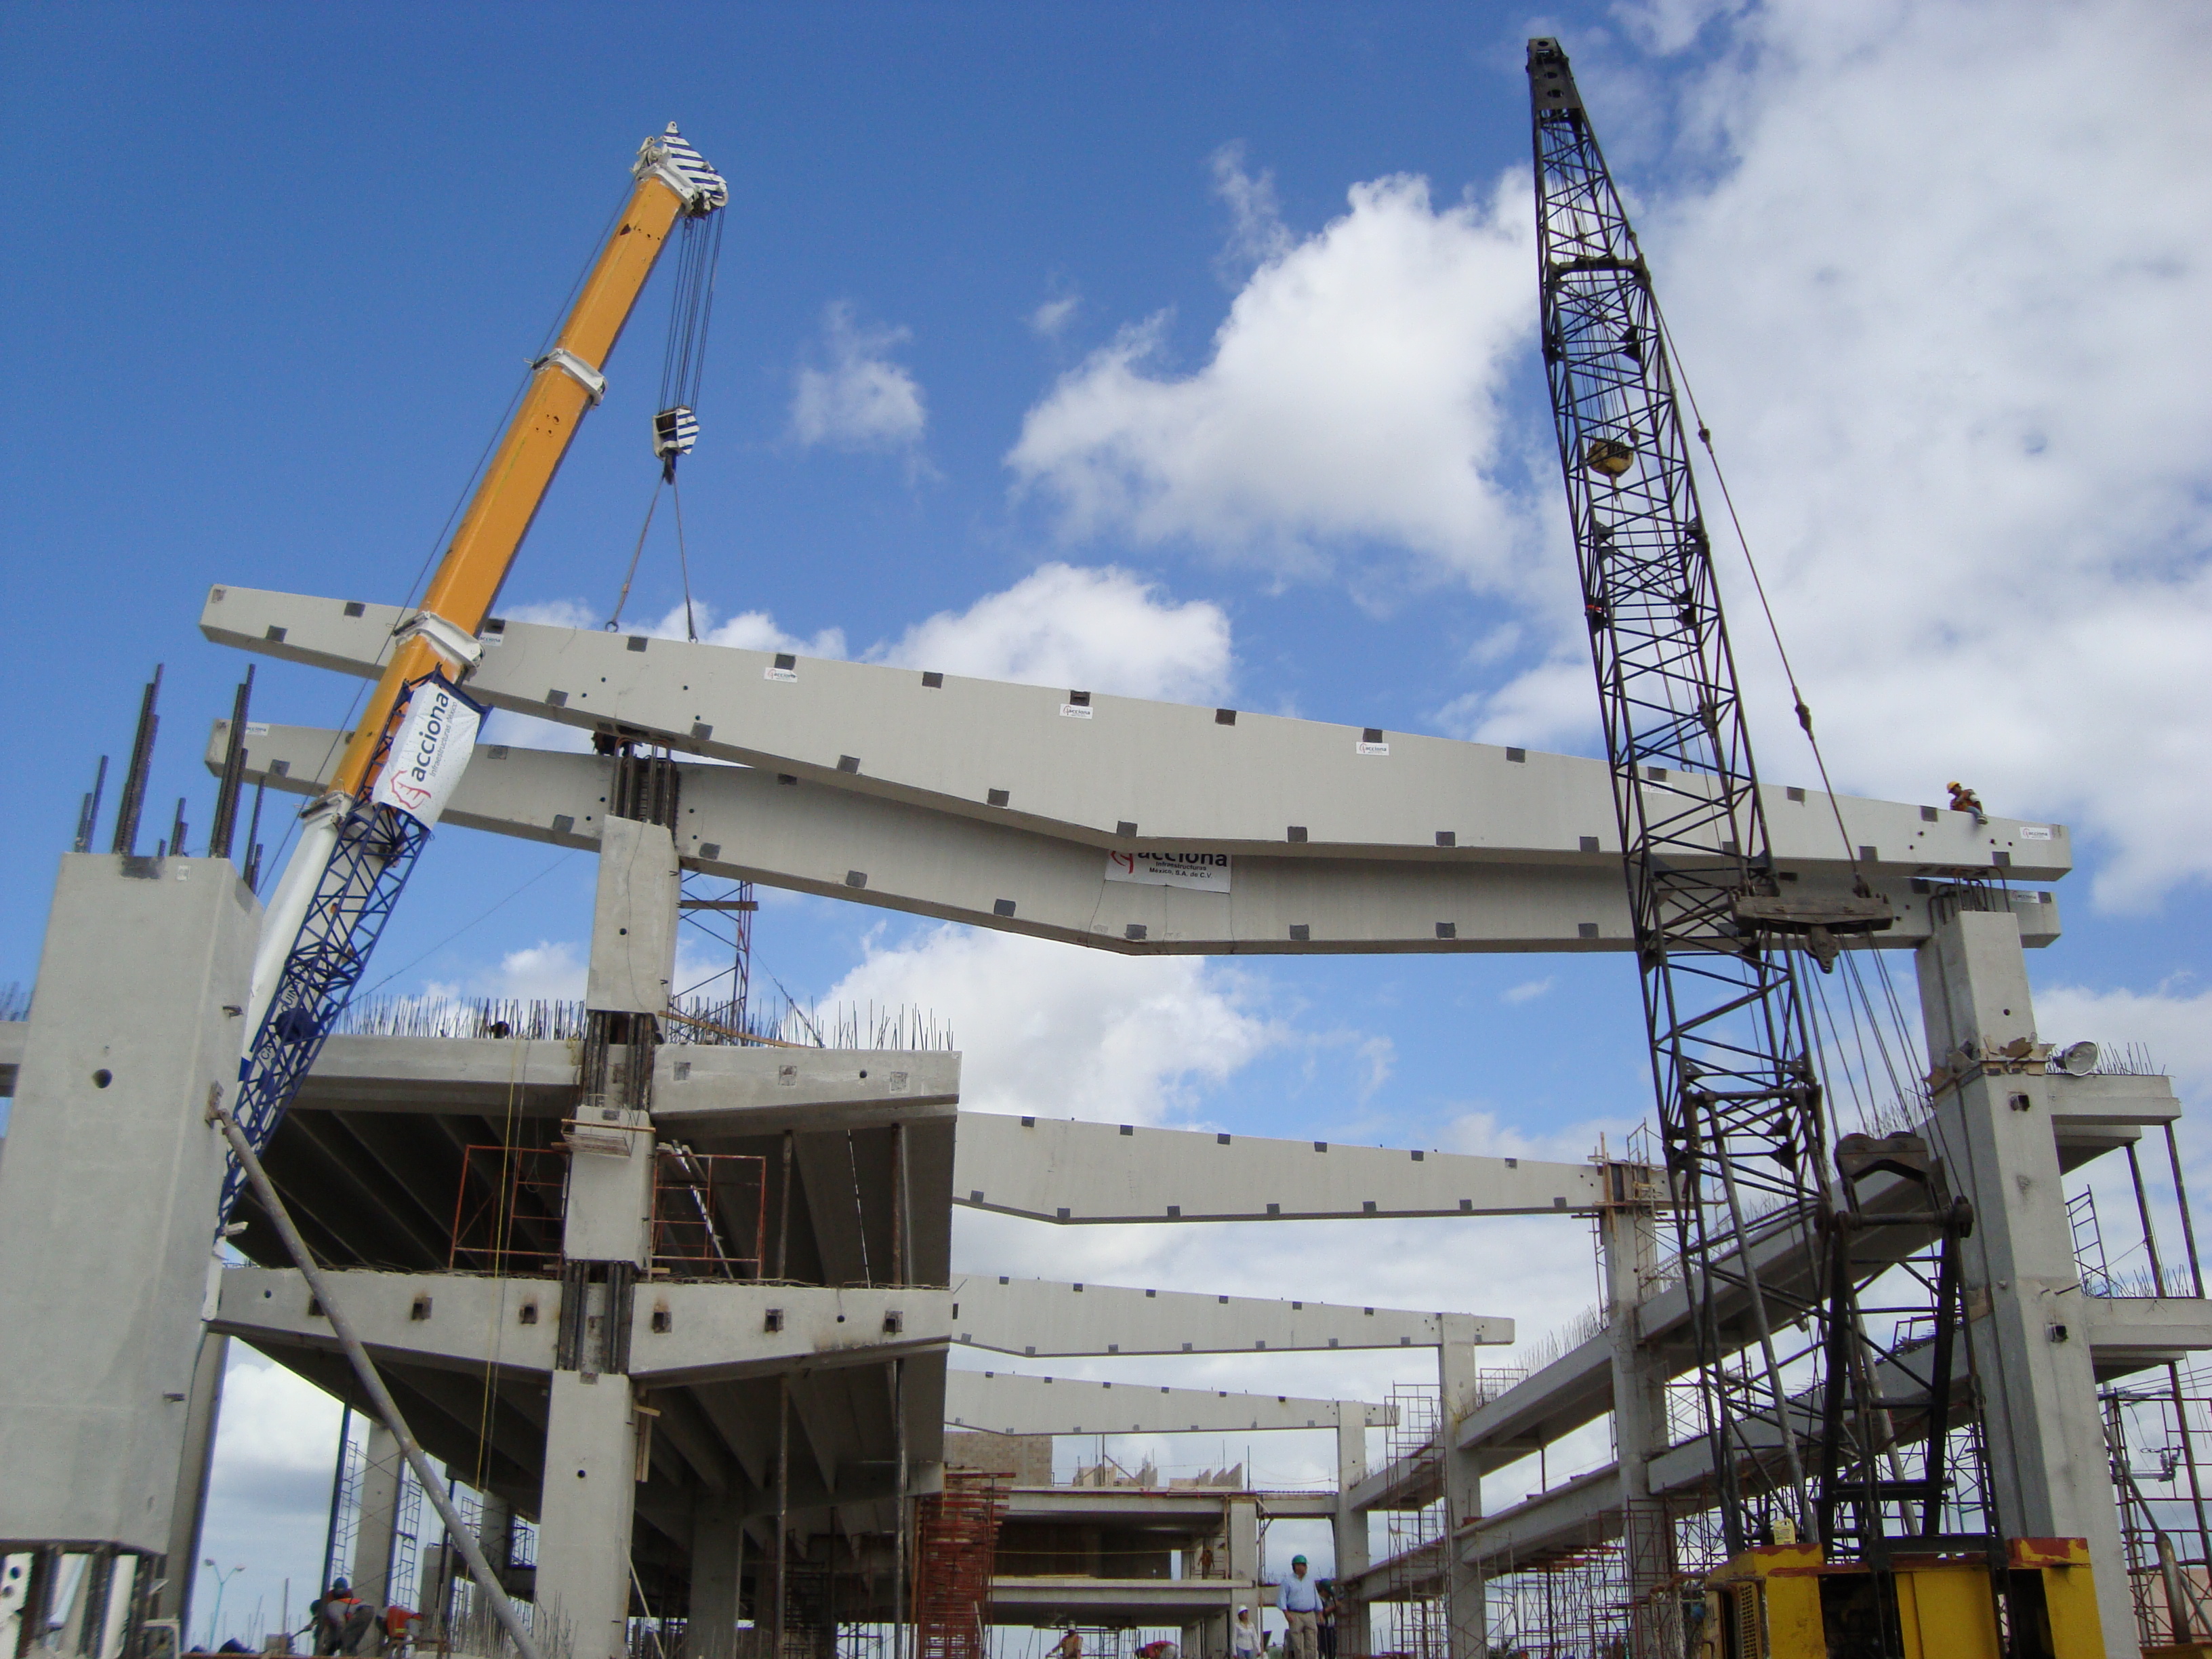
[1103,848,1232,893]
[370,672,484,828]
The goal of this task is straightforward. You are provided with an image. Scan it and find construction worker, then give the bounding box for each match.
[1315,1578,1338,1659]
[1946,781,1986,821]
[1279,1555,1322,1659]
[1231,1608,1261,1659]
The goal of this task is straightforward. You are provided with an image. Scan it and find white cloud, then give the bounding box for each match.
[425,939,587,1003]
[872,563,1232,702]
[820,924,1275,1125]
[1210,142,1294,276]
[1007,164,1538,582]
[1464,1,2212,906]
[1030,293,1080,340]
[791,302,928,453]
[2033,977,2212,1099]
[1501,977,1554,1006]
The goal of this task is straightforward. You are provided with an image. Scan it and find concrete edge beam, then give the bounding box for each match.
[955,1111,1603,1223]
[945,1368,1391,1435]
[200,585,2074,883]
[949,1275,1509,1357]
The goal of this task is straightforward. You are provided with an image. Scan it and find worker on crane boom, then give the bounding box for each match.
[223,126,729,1218]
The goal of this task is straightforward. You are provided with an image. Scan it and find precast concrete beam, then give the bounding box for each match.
[205,719,2066,959]
[949,1276,1508,1356]
[989,1580,1275,1623]
[201,586,2073,884]
[1002,1489,1335,1523]
[627,1285,950,1386]
[944,1368,1390,1435]
[955,1112,1601,1223]
[2083,1297,2212,1378]
[211,1267,559,1374]
[655,1046,960,1136]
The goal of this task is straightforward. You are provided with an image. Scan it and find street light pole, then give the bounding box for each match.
[203,1561,245,1649]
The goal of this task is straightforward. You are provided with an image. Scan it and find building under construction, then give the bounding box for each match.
[1,41,2206,1659]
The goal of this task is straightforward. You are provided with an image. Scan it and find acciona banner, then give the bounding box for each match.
[370,672,485,828]
[1103,848,1232,893]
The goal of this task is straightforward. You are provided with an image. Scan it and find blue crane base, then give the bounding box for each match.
[220,802,429,1222]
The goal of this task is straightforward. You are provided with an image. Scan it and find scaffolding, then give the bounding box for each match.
[912,1472,1010,1659]
[1378,1384,1445,1659]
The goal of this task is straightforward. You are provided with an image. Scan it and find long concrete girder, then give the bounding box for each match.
[989,1580,1275,1622]
[951,1110,1610,1229]
[1435,1072,2192,1470]
[954,1111,1602,1222]
[211,1267,951,1386]
[950,1275,1508,1357]
[214,720,2057,959]
[203,584,2070,955]
[1002,1488,1336,1523]
[944,1368,1393,1435]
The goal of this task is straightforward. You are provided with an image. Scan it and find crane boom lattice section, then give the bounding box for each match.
[1530,38,1840,1554]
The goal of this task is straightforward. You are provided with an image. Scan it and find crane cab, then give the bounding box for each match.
[1694,1537,2104,1659]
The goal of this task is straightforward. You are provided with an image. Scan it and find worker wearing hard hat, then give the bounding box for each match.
[1279,1556,1323,1659]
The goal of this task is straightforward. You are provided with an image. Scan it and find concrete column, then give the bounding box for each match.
[537,1375,639,1659]
[157,1332,230,1635]
[533,816,674,1659]
[351,1422,404,1605]
[476,1496,515,1589]
[1436,1315,1486,1659]
[1917,901,2135,1658]
[1227,1497,1259,1647]
[1331,1403,1370,1659]
[0,856,258,1555]
[1599,1193,1667,1505]
[689,1493,746,1659]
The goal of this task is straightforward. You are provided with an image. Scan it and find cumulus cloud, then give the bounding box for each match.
[1008,163,1538,581]
[1461,0,2212,906]
[873,563,1232,702]
[791,302,928,453]
[821,924,1275,1125]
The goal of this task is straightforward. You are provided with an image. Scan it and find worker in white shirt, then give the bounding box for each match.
[1230,1609,1261,1659]
[1279,1555,1323,1659]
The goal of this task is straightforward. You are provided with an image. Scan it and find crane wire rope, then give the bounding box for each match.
[1650,306,1870,893]
[255,190,626,874]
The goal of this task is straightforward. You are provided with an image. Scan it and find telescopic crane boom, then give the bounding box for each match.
[224,127,729,1217]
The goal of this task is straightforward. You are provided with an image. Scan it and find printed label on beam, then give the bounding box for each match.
[1104,849,1232,893]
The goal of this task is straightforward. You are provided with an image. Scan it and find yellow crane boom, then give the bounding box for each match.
[330,125,726,800]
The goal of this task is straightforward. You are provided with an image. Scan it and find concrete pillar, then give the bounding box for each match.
[1599,1192,1667,1507]
[1917,901,2135,1658]
[1436,1315,1486,1659]
[1330,1403,1370,1659]
[351,1422,404,1605]
[157,1332,230,1635]
[532,815,675,1659]
[537,1374,639,1659]
[1227,1497,1259,1647]
[689,1494,746,1659]
[0,856,258,1555]
[476,1496,515,1589]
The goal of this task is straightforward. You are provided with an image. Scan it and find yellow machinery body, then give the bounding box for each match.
[1696,1538,2105,1659]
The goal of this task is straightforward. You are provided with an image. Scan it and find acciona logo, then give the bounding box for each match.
[370,672,486,828]
[1103,848,1232,892]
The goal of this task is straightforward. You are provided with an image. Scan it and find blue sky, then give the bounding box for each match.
[6,0,2212,1639]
